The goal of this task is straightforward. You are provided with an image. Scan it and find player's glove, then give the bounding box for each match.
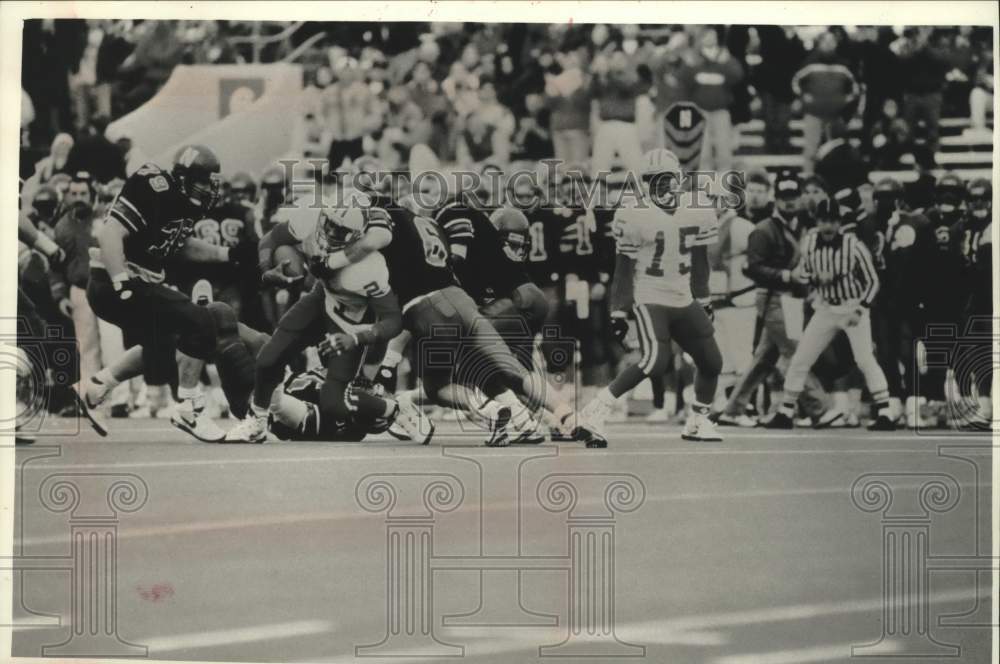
[318,332,359,362]
[610,311,630,345]
[261,260,305,288]
[698,298,715,323]
[111,273,139,302]
[308,254,336,279]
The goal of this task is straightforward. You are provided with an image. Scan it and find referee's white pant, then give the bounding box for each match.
[784,302,889,402]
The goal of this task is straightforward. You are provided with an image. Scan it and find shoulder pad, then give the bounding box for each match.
[278,204,321,241]
[340,252,391,297]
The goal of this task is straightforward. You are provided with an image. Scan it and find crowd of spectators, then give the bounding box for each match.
[16,20,996,425]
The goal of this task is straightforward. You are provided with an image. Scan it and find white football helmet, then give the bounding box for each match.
[319,191,370,250]
[640,149,681,180]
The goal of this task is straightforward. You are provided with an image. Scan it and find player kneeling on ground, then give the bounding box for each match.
[204,301,408,441]
[224,194,430,443]
[579,149,724,442]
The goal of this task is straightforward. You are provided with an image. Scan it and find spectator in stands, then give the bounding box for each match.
[443,43,483,118]
[868,99,913,170]
[644,30,691,146]
[65,116,126,184]
[895,27,950,157]
[792,30,859,172]
[455,77,515,166]
[69,24,104,133]
[512,94,554,161]
[754,26,807,153]
[678,26,744,171]
[590,49,646,175]
[49,173,101,393]
[967,50,994,138]
[853,26,902,157]
[95,20,133,120]
[544,47,591,165]
[22,132,73,210]
[379,85,432,168]
[324,58,384,169]
[115,20,186,115]
[406,59,448,121]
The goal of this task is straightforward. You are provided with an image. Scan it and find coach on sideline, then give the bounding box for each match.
[715,170,834,427]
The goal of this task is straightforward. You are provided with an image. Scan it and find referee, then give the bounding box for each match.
[765,198,895,430]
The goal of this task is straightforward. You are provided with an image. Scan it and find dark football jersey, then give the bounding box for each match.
[172,200,258,290]
[433,199,530,304]
[106,163,199,279]
[524,207,563,286]
[380,206,456,306]
[268,369,367,442]
[950,216,992,314]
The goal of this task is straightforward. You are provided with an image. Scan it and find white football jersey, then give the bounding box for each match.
[282,204,391,332]
[612,191,719,307]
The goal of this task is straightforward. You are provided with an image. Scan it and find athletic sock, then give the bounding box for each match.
[596,387,619,407]
[93,367,121,390]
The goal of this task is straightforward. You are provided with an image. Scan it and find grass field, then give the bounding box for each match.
[8,417,995,663]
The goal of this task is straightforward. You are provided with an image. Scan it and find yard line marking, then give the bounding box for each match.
[141,620,332,653]
[16,482,984,547]
[25,445,949,471]
[623,587,979,635]
[712,640,901,664]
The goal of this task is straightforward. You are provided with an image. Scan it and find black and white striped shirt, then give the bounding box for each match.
[800,230,879,306]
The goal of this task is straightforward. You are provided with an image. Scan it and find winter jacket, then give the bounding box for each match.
[744,210,807,296]
[792,52,858,119]
[678,48,744,112]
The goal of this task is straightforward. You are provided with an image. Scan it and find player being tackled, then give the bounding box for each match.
[579,149,724,442]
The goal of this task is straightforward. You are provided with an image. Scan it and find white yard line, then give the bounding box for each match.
[712,640,901,664]
[141,619,333,653]
[16,482,985,547]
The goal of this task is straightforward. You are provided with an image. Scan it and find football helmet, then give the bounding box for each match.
[640,149,682,206]
[489,207,530,262]
[172,144,223,210]
[31,185,60,221]
[318,191,370,251]
[967,177,991,220]
[230,171,257,203]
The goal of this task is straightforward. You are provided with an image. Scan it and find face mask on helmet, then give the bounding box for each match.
[968,193,991,219]
[501,231,529,262]
[318,207,364,251]
[186,172,223,210]
[643,172,679,209]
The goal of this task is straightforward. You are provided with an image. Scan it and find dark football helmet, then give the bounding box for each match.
[490,207,530,262]
[230,171,257,204]
[172,144,223,210]
[967,177,992,220]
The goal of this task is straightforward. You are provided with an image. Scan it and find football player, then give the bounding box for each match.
[378,178,606,448]
[76,145,254,441]
[579,148,724,442]
[224,193,417,443]
[204,300,419,442]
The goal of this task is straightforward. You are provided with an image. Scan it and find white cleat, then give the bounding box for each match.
[221,414,266,443]
[644,408,670,423]
[714,412,757,427]
[71,379,110,436]
[682,412,723,442]
[483,405,511,447]
[392,395,435,445]
[192,278,214,306]
[172,406,227,442]
[508,403,545,444]
[572,399,610,448]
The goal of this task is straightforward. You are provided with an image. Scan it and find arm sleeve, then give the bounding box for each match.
[436,206,475,259]
[612,210,640,258]
[744,226,787,289]
[357,292,403,345]
[690,245,711,300]
[610,253,636,313]
[851,236,880,306]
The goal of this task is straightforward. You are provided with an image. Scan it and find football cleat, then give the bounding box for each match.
[221,414,266,443]
[173,406,227,442]
[571,400,610,449]
[507,402,545,444]
[812,408,845,429]
[644,408,670,423]
[484,405,511,447]
[72,380,109,437]
[762,411,794,429]
[714,412,758,427]
[681,412,723,442]
[393,395,435,445]
[867,415,897,431]
[191,279,214,306]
